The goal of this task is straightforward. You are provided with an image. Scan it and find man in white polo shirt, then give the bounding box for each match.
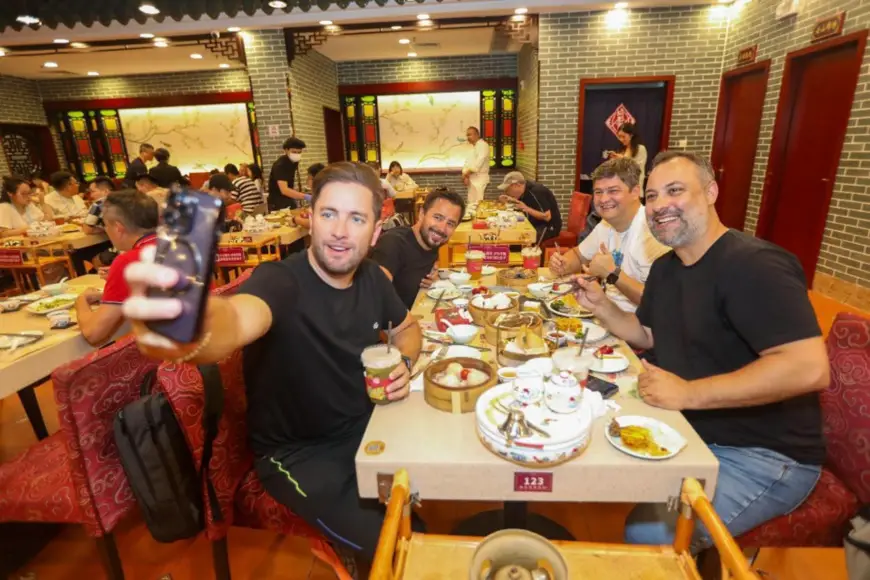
[549,157,668,313]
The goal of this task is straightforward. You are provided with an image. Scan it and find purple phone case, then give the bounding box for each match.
[146,190,224,344]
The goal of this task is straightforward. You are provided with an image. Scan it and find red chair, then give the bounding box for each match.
[739,312,869,547]
[153,272,349,580]
[0,337,160,579]
[381,197,396,221]
[541,191,592,250]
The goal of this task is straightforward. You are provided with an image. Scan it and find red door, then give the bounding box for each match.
[323,107,345,164]
[710,62,769,231]
[757,31,867,284]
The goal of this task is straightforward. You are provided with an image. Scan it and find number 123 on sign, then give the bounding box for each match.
[514,472,553,492]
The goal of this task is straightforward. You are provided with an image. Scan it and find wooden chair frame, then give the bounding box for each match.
[1,238,75,292]
[371,471,759,580]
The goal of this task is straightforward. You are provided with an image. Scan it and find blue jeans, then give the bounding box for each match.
[624,445,822,551]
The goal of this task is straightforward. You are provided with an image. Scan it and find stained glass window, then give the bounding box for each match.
[481,90,498,167]
[246,103,262,168]
[66,111,98,181]
[360,96,380,165]
[343,96,360,163]
[500,89,516,168]
[96,110,129,178]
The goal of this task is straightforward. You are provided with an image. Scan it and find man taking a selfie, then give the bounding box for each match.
[122,162,422,572]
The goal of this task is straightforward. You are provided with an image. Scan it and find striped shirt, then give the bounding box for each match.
[232,176,263,213]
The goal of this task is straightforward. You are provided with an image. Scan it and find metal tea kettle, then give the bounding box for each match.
[497,407,549,444]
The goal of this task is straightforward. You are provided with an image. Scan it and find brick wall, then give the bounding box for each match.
[517,44,539,180]
[37,70,251,101]
[411,169,509,198]
[537,7,729,207]
[725,0,870,290]
[288,49,340,172]
[0,75,50,176]
[336,53,518,85]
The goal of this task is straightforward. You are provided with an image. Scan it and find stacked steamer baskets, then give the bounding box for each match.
[467,292,519,326]
[496,267,537,290]
[423,357,497,415]
[475,378,609,467]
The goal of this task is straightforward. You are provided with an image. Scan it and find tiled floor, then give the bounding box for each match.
[2,381,851,579]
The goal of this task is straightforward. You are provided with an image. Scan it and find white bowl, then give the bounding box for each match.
[527,282,552,299]
[438,269,451,280]
[449,272,472,285]
[458,284,474,296]
[452,298,469,309]
[447,324,479,345]
[42,281,68,296]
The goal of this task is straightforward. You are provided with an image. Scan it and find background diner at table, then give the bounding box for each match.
[0,1,868,579]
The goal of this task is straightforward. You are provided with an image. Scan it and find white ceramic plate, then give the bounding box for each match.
[605,415,687,460]
[16,291,45,303]
[25,294,77,315]
[427,287,462,301]
[579,320,609,343]
[590,353,630,374]
[0,331,44,349]
[482,265,497,276]
[444,345,482,359]
[546,297,594,319]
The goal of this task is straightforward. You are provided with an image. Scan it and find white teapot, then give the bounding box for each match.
[544,371,583,414]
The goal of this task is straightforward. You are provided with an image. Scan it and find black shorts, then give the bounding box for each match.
[254,427,422,560]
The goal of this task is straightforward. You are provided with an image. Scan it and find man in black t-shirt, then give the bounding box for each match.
[371,189,465,308]
[572,151,828,551]
[268,136,308,211]
[121,162,423,569]
[497,171,562,243]
[123,143,155,188]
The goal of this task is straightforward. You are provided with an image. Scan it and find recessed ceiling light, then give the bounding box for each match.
[190,53,204,59]
[399,38,411,44]
[418,19,433,26]
[515,7,529,14]
[140,33,155,39]
[391,25,402,30]
[268,0,287,8]
[70,42,88,48]
[615,2,628,7]
[87,71,99,76]
[219,63,231,69]
[227,26,241,32]
[417,14,430,20]
[320,20,333,25]
[138,3,160,15]
[53,38,70,44]
[154,41,169,48]
[407,52,417,57]
[43,61,59,68]
[16,15,41,25]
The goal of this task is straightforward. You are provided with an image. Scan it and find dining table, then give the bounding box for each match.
[0,274,127,439]
[439,216,537,268]
[354,268,719,539]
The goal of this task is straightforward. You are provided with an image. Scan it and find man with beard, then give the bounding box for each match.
[371,189,465,308]
[570,151,827,551]
[121,162,423,571]
[550,158,668,312]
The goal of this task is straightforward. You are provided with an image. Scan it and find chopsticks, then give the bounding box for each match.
[0,333,43,340]
[430,289,446,313]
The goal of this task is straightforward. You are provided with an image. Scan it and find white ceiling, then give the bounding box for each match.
[0,44,243,79]
[315,27,521,62]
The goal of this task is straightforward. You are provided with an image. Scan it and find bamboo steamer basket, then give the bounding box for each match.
[424,357,497,414]
[484,312,544,346]
[468,295,519,326]
[496,323,557,368]
[496,267,538,289]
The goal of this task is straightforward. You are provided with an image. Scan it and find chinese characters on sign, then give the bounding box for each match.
[514,472,554,493]
[215,246,246,264]
[737,45,758,66]
[467,244,510,264]
[812,12,846,43]
[605,104,636,137]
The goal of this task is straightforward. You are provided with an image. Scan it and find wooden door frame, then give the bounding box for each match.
[322,106,345,163]
[574,75,676,191]
[756,30,868,246]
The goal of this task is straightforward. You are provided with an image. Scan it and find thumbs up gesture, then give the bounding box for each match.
[637,359,694,410]
[588,243,617,280]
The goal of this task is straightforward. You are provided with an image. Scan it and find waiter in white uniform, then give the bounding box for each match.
[462,126,490,203]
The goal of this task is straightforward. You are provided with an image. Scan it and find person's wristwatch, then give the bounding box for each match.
[606,267,621,286]
[402,355,413,373]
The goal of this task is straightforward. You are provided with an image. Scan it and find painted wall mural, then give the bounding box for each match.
[376,91,479,170]
[118,103,254,175]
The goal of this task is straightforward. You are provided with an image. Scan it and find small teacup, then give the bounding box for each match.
[497,367,518,383]
[48,310,73,329]
[513,368,544,404]
[0,298,21,312]
[452,298,469,310]
[458,284,474,297]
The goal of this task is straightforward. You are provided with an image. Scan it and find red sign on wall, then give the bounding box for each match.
[0,249,23,266]
[468,244,510,264]
[514,472,553,493]
[737,44,758,66]
[216,246,246,264]
[605,103,636,137]
[812,11,846,43]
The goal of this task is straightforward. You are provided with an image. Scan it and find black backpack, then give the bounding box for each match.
[114,364,224,543]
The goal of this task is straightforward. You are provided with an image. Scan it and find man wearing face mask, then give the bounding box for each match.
[269,137,308,212]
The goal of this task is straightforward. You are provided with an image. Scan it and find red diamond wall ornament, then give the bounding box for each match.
[605,104,636,137]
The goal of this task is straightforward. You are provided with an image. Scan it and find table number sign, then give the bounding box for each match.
[514,472,553,493]
[468,244,510,264]
[216,246,246,264]
[0,249,23,266]
[812,12,846,43]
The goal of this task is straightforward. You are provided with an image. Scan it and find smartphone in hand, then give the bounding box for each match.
[146,189,224,344]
